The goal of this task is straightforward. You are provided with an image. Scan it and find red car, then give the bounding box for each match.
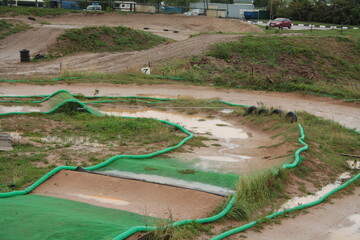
[269,18,292,29]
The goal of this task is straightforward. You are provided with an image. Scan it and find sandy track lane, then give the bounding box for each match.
[241,188,360,240]
[0,84,359,131]
[32,170,224,219]
[0,27,64,64]
[0,34,240,76]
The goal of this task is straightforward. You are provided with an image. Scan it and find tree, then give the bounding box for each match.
[253,0,268,8]
[268,0,287,19]
[210,0,234,4]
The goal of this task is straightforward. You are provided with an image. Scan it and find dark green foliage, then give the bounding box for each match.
[278,0,360,25]
[253,0,268,8]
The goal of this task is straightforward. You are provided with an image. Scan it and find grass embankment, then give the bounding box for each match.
[48,26,171,57]
[158,35,360,99]
[0,112,186,192]
[0,19,29,39]
[0,6,74,16]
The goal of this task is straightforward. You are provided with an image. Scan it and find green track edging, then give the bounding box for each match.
[0,89,327,240]
[211,173,360,240]
[0,90,194,197]
[112,123,309,239]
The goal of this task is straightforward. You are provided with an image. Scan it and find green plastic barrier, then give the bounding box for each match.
[0,91,194,198]
[111,123,309,240]
[282,124,308,169]
[0,90,312,240]
[211,173,360,240]
[113,195,236,240]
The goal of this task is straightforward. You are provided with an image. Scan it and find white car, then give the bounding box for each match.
[86,5,102,11]
[184,9,205,16]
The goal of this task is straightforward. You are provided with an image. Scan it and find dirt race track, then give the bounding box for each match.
[0,13,260,77]
[1,12,359,240]
[32,170,224,220]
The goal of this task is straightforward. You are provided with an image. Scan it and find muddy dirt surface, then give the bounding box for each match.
[239,187,360,240]
[100,107,292,174]
[1,83,359,131]
[0,14,259,77]
[0,26,65,64]
[0,33,240,77]
[34,13,261,40]
[32,170,224,220]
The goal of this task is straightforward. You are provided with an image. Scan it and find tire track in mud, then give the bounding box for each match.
[0,33,240,77]
[1,84,359,131]
[0,27,65,64]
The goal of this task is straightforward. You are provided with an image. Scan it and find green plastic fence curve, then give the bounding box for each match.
[210,173,360,240]
[282,123,308,169]
[0,90,194,198]
[0,90,312,240]
[111,123,309,239]
[113,195,236,240]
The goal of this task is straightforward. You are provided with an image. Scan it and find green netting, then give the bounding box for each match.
[0,90,315,240]
[96,157,240,190]
[0,195,158,240]
[45,90,103,116]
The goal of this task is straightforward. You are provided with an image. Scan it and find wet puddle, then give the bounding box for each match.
[100,108,280,174]
[40,136,107,148]
[329,214,360,240]
[280,172,351,210]
[101,108,249,140]
[220,109,234,114]
[96,170,235,196]
[0,106,41,113]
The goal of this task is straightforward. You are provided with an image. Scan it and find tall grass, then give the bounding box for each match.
[158,35,360,99]
[225,170,288,221]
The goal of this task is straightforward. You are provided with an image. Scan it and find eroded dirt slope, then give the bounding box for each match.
[0,33,240,77]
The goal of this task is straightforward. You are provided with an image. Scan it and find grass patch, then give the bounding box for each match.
[0,19,29,39]
[224,170,288,221]
[48,26,172,57]
[157,35,360,99]
[0,6,74,16]
[211,109,360,224]
[0,112,186,192]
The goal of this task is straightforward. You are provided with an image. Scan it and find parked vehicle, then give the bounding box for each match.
[86,3,102,11]
[49,0,80,10]
[184,8,205,16]
[6,0,45,7]
[269,18,292,29]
